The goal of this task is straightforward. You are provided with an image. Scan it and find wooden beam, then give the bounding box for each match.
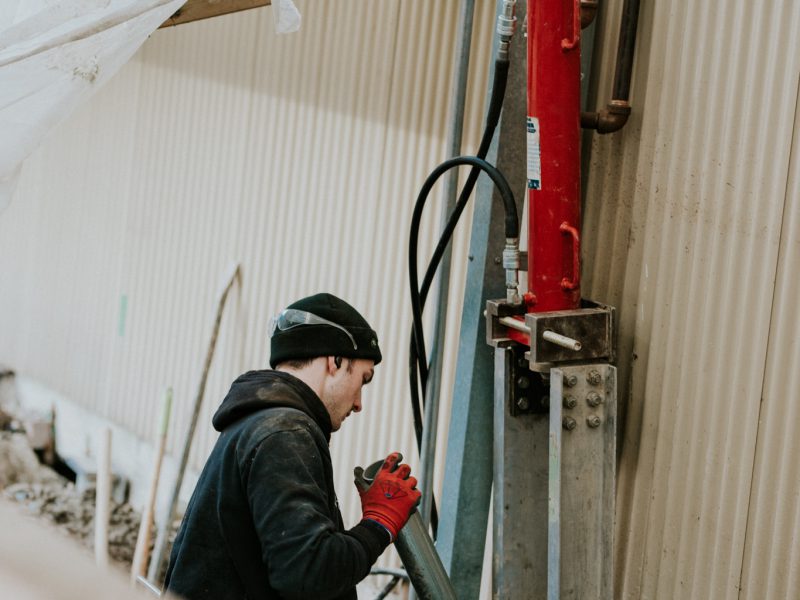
[160,0,271,28]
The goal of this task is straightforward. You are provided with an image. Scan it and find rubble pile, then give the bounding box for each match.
[4,481,143,565]
[0,431,159,569]
[0,396,183,575]
[0,432,61,489]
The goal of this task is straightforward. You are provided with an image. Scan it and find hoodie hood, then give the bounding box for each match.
[212,370,332,441]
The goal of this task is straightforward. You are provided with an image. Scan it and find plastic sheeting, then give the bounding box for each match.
[0,0,187,212]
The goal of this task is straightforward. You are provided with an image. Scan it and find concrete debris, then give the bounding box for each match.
[4,481,142,565]
[0,408,12,431]
[0,432,61,489]
[0,431,181,572]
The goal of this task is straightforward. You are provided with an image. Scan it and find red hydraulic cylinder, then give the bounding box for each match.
[526,0,582,312]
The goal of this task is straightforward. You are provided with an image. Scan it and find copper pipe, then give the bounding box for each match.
[580,0,598,29]
[582,0,641,133]
[581,100,631,133]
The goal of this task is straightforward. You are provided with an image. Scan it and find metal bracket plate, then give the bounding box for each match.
[526,304,614,365]
[548,363,616,600]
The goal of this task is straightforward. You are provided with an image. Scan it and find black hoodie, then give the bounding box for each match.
[164,370,389,600]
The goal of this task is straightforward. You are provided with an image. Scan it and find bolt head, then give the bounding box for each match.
[587,415,602,428]
[564,374,578,388]
[516,397,530,410]
[587,370,602,385]
[562,417,577,431]
[516,376,530,390]
[563,395,577,409]
[586,392,603,407]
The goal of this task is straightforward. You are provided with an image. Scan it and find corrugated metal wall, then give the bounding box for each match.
[582,0,800,598]
[4,0,800,597]
[0,0,495,545]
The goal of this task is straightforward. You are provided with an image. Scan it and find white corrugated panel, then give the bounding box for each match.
[739,73,800,598]
[0,0,496,580]
[582,0,800,598]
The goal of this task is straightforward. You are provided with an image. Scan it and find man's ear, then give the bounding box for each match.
[326,356,340,374]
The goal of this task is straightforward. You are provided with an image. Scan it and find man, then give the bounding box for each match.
[164,293,420,599]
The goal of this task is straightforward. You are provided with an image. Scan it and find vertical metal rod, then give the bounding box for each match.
[548,369,564,600]
[95,427,112,568]
[437,4,528,596]
[356,463,457,600]
[396,513,458,600]
[148,262,240,583]
[418,0,476,529]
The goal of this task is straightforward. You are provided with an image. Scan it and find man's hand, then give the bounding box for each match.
[354,452,421,541]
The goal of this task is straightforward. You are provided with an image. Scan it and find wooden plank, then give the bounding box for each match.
[159,0,271,28]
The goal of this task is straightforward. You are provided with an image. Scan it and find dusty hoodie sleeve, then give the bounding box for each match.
[244,426,389,599]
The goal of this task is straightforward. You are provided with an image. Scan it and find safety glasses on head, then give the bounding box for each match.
[268,308,358,350]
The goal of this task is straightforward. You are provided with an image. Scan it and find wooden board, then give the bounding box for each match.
[160,0,271,28]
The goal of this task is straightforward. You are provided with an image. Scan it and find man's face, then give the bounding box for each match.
[322,358,375,431]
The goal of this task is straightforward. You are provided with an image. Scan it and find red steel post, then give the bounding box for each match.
[527,0,582,311]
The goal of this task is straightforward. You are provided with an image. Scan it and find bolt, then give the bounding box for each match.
[516,376,530,390]
[586,391,603,407]
[564,374,578,388]
[587,369,602,385]
[587,415,602,428]
[562,417,577,431]
[563,395,577,409]
[516,397,530,411]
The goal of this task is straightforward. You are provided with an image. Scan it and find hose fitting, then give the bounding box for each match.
[496,0,517,61]
[503,238,522,305]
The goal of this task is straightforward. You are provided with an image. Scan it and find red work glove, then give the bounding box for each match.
[354,452,421,541]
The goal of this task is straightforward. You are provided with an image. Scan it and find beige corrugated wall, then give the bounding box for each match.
[5,0,800,597]
[0,0,495,557]
[583,0,800,598]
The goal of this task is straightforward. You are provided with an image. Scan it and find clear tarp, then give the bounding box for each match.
[0,0,301,212]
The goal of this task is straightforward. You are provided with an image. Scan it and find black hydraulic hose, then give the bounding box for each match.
[406,156,516,539]
[408,155,517,420]
[418,60,510,318]
[405,56,513,539]
[407,58,510,444]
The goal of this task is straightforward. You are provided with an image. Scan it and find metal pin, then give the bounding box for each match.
[543,330,582,351]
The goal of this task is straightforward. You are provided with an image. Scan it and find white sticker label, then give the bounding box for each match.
[526,117,541,190]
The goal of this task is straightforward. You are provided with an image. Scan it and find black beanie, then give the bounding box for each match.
[269,293,382,368]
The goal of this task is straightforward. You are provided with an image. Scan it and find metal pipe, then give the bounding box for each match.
[370,568,410,581]
[581,0,641,133]
[357,462,457,600]
[396,512,457,600]
[580,0,599,28]
[419,0,476,534]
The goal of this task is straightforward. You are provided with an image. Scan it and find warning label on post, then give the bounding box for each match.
[527,117,541,190]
